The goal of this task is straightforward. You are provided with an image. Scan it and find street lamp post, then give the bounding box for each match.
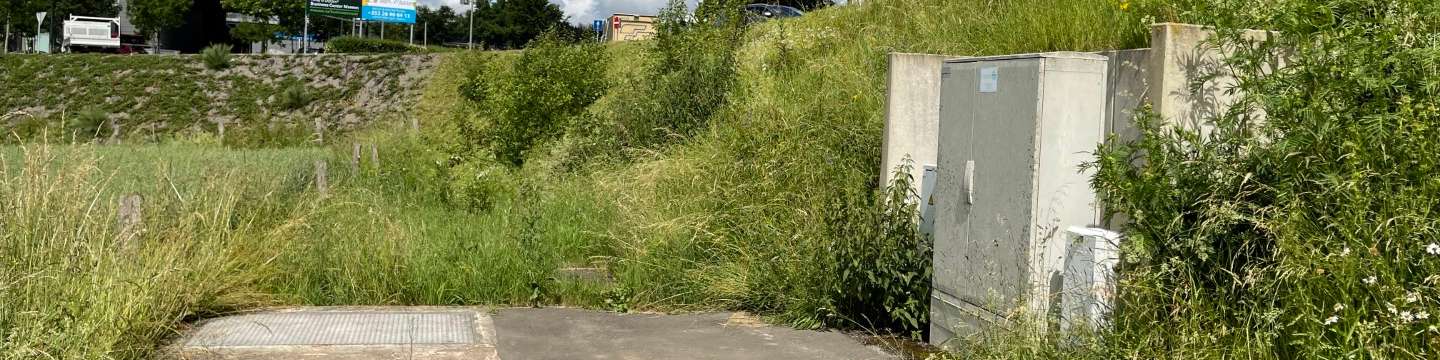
[461,0,474,50]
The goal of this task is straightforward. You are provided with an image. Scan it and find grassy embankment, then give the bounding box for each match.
[2,0,1149,357]
[0,53,433,146]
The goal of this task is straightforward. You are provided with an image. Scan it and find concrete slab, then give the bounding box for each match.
[167,307,498,360]
[491,308,896,360]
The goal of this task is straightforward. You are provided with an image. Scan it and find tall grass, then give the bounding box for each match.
[0,144,317,358]
[416,0,1152,334]
[592,0,1149,328]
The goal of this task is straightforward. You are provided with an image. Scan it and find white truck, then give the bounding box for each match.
[62,16,121,53]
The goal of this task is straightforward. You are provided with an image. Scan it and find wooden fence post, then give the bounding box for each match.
[315,160,329,194]
[369,143,379,169]
[351,143,361,173]
[313,118,325,144]
[116,194,143,248]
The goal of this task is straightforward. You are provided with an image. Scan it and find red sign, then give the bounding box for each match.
[612,16,622,29]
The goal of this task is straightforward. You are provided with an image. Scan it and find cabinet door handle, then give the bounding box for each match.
[964,160,975,205]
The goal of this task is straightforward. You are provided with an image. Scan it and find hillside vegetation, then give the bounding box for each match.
[1,1,1152,357]
[406,0,1151,333]
[0,54,435,146]
[17,0,1437,358]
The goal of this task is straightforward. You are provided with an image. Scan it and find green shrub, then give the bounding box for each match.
[200,44,231,70]
[276,82,313,111]
[70,107,110,139]
[588,0,745,153]
[1092,0,1440,358]
[827,162,933,339]
[466,31,608,167]
[325,36,417,54]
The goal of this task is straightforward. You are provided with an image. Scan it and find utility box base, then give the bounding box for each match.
[929,52,1108,346]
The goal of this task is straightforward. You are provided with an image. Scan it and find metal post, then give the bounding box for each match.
[423,22,427,47]
[302,14,310,54]
[409,24,413,45]
[467,5,474,50]
[379,21,384,39]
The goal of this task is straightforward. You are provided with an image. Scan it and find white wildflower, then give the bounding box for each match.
[1334,303,1345,312]
[1406,292,1421,304]
[1401,311,1415,323]
[1364,276,1378,285]
[1428,243,1440,255]
[1323,316,1339,325]
[1388,303,1398,314]
[1418,311,1431,320]
[1340,247,1352,256]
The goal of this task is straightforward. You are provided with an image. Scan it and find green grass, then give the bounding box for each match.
[0,144,323,358]
[1,0,1158,357]
[0,53,431,146]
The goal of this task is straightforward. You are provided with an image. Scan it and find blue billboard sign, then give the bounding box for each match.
[361,0,416,24]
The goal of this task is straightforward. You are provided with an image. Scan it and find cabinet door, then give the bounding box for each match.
[966,60,1040,311]
[934,60,1040,313]
[932,62,977,307]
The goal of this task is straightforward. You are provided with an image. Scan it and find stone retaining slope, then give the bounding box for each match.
[0,54,437,142]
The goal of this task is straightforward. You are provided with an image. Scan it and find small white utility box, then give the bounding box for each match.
[929,52,1107,345]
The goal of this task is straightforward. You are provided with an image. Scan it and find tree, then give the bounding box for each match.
[128,0,190,47]
[221,0,305,52]
[490,0,563,49]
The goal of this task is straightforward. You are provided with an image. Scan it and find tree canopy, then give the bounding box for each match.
[128,0,190,37]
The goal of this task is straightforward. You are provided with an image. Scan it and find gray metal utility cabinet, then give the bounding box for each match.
[929,52,1107,345]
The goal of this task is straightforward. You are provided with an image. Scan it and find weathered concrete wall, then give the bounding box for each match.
[1099,49,1151,142]
[1147,23,1269,131]
[881,53,950,191]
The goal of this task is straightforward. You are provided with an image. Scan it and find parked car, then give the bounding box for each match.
[62,16,121,53]
[743,4,804,23]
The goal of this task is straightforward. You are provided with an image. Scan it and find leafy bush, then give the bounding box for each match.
[1093,0,1440,358]
[70,107,110,139]
[464,31,608,167]
[275,82,313,111]
[827,163,933,339]
[200,44,231,70]
[586,0,745,154]
[325,36,418,54]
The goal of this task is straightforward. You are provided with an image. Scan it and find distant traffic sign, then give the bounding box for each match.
[592,20,603,34]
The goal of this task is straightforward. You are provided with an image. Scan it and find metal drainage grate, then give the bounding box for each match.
[185,311,478,346]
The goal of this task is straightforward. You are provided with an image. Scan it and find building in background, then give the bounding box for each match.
[606,14,655,42]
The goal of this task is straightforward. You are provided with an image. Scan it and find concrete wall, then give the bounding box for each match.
[881,53,949,192]
[1099,49,1151,143]
[1147,23,1269,132]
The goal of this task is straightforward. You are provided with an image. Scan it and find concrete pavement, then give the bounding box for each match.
[166,306,898,360]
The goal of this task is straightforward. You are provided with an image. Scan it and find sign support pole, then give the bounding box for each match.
[35,12,45,54]
[467,3,473,50]
[302,4,310,54]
